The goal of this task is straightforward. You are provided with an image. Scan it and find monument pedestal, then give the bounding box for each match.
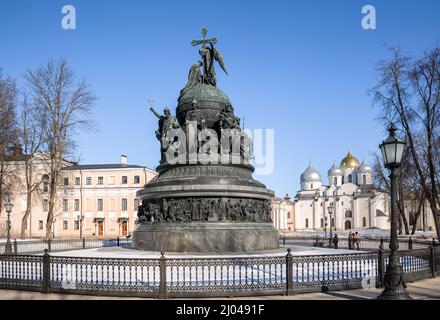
[133,222,279,253]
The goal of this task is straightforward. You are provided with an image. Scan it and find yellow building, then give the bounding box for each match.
[1,154,157,239]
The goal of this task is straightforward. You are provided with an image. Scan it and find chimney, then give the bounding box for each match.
[120,154,127,166]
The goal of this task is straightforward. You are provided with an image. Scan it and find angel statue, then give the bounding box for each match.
[191,27,228,86]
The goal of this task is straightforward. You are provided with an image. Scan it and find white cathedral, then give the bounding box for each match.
[293,151,390,231]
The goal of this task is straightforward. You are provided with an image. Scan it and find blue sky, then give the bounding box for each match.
[1,0,439,196]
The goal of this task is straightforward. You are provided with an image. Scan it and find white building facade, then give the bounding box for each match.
[294,151,390,231]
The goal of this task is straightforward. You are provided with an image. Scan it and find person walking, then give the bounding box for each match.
[333,234,339,249]
[354,231,360,250]
[348,232,353,250]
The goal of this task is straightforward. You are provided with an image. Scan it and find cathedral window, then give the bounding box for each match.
[345,210,353,218]
[334,177,337,185]
[363,217,367,227]
[320,218,324,228]
[362,175,367,184]
[305,218,309,228]
[348,175,352,183]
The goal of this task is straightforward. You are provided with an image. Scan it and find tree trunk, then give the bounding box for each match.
[45,174,58,240]
[21,192,32,239]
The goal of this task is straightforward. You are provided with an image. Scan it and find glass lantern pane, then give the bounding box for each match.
[395,142,405,163]
[385,143,396,164]
[380,144,387,164]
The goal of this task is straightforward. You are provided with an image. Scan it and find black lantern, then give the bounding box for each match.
[379,123,406,169]
[378,122,411,300]
[3,195,14,254]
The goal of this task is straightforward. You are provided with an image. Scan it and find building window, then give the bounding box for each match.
[86,177,92,185]
[63,177,69,186]
[363,217,367,227]
[334,177,337,185]
[38,220,44,230]
[109,176,115,185]
[362,175,367,185]
[134,198,139,211]
[287,211,291,219]
[345,210,353,218]
[320,218,324,228]
[63,220,68,230]
[134,175,140,184]
[97,199,103,211]
[122,176,128,184]
[98,176,104,185]
[63,199,69,212]
[75,177,80,185]
[43,199,49,212]
[305,218,309,228]
[348,175,352,183]
[43,181,49,192]
[74,220,79,230]
[122,198,128,211]
[74,199,80,212]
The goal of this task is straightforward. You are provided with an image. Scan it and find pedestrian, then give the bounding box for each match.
[355,231,360,250]
[333,234,339,249]
[348,232,353,250]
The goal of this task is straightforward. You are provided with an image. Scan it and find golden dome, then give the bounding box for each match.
[340,151,360,168]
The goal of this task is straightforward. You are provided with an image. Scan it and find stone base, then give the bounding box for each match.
[133,222,279,253]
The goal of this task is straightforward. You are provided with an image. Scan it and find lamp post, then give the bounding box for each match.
[77,215,83,239]
[324,217,328,238]
[3,195,14,254]
[378,123,411,300]
[327,203,334,247]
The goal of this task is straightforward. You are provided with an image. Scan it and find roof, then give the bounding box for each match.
[62,164,153,171]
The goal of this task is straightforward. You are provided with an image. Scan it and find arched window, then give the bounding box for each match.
[348,175,352,183]
[305,218,309,228]
[363,217,367,227]
[362,175,367,185]
[345,210,353,218]
[334,177,337,185]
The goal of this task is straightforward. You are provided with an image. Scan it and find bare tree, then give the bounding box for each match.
[24,59,96,240]
[18,95,45,238]
[0,69,18,220]
[371,47,440,240]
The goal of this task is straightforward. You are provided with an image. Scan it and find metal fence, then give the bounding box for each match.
[0,237,132,255]
[0,244,438,298]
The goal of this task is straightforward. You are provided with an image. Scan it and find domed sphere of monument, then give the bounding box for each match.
[358,160,372,173]
[340,151,360,168]
[178,83,231,106]
[328,161,343,176]
[301,163,322,182]
[177,83,232,128]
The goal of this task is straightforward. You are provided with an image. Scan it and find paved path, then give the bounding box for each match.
[1,277,439,300]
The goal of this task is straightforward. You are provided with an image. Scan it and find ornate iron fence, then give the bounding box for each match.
[0,236,438,298]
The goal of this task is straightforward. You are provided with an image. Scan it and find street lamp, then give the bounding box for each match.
[3,195,14,254]
[378,123,411,300]
[77,215,83,239]
[327,203,334,247]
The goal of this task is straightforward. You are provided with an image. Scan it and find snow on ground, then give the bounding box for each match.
[44,245,364,259]
[281,228,437,240]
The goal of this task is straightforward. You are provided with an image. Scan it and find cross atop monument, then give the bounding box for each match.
[191,27,218,47]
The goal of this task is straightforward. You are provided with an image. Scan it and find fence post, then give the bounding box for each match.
[431,242,436,278]
[159,251,167,299]
[117,237,120,247]
[377,243,385,288]
[13,239,18,254]
[286,248,293,295]
[408,237,413,250]
[42,249,51,293]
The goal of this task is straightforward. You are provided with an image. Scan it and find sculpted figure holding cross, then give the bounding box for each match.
[191,27,228,86]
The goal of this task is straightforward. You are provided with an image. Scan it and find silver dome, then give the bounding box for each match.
[328,161,342,176]
[300,163,322,182]
[358,160,372,173]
